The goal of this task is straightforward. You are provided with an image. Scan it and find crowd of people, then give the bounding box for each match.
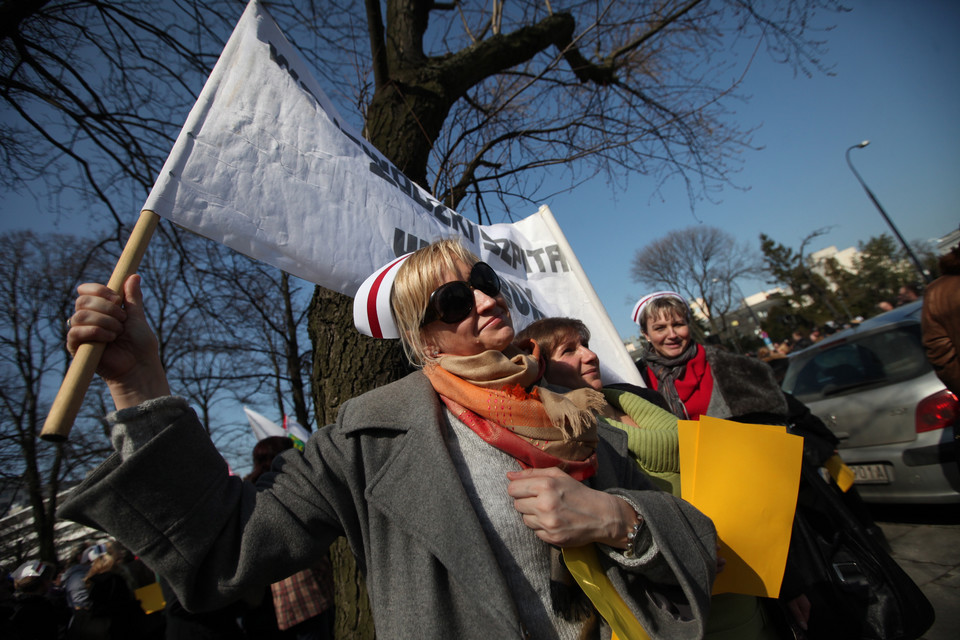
[3,441,335,640]
[10,235,955,639]
[1,539,160,640]
[3,518,333,640]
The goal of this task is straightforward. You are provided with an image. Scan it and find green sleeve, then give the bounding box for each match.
[601,388,680,473]
[602,388,677,431]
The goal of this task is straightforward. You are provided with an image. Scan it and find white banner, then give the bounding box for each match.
[143,0,641,386]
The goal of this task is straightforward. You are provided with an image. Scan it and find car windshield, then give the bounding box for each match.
[782,324,931,400]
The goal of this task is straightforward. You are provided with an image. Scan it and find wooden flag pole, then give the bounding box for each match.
[41,209,160,442]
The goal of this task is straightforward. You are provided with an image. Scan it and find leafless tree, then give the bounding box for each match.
[0,231,115,563]
[134,226,315,464]
[2,1,845,225]
[183,232,316,432]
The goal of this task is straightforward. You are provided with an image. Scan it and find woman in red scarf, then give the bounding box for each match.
[632,292,785,423]
[633,292,819,639]
[63,239,716,639]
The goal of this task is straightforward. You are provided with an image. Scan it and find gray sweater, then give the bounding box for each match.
[61,371,716,639]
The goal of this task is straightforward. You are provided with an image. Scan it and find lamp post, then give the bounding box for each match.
[845,141,931,283]
[731,280,762,329]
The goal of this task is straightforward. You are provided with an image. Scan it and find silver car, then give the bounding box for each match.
[781,300,959,504]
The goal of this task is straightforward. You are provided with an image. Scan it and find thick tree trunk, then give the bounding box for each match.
[365,71,449,190]
[307,285,411,639]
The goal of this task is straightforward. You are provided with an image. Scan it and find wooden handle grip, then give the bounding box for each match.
[41,210,160,442]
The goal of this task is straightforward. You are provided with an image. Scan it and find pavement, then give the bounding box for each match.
[878,518,960,640]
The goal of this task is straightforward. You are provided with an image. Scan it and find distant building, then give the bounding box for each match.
[809,245,859,279]
[936,227,960,255]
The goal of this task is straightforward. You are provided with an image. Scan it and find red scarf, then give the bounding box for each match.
[648,344,714,419]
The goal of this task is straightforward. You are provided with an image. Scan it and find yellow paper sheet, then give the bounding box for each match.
[825,453,855,492]
[679,416,803,598]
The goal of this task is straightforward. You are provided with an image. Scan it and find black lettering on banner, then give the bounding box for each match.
[448,211,476,244]
[391,167,414,198]
[510,241,528,273]
[479,228,501,259]
[479,230,536,272]
[545,244,569,273]
[479,229,512,266]
[327,112,382,169]
[326,116,398,189]
[370,161,397,187]
[268,43,323,108]
[268,38,478,252]
[393,228,430,256]
[410,185,435,213]
[503,280,530,316]
[502,281,544,321]
[390,167,438,214]
[391,231,545,320]
[526,247,546,272]
[522,286,545,321]
[433,204,451,225]
[265,40,555,277]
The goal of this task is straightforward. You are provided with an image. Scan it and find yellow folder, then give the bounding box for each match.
[679,416,803,598]
[134,581,166,614]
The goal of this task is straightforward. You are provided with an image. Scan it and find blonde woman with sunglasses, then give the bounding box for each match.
[62,238,716,640]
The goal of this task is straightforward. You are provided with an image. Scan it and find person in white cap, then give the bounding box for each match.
[631,292,854,639]
[61,238,716,640]
[7,560,69,640]
[631,291,788,422]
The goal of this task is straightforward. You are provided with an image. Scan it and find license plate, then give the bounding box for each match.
[850,464,892,485]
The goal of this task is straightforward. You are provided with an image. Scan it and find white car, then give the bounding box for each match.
[781,301,959,504]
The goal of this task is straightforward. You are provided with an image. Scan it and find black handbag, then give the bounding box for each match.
[785,463,935,640]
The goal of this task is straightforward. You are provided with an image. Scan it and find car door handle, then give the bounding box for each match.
[834,431,850,441]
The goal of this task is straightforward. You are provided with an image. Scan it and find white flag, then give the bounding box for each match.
[283,416,311,444]
[243,406,285,441]
[143,0,641,386]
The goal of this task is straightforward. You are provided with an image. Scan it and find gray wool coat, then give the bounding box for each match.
[61,371,716,639]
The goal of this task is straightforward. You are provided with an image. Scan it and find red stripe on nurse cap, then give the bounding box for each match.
[353,253,413,339]
[631,291,687,326]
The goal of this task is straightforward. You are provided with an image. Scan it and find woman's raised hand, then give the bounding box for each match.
[67,275,170,409]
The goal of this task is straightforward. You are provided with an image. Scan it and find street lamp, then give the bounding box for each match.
[731,280,762,329]
[844,141,931,283]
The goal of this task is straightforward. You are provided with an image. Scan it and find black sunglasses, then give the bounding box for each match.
[421,262,501,326]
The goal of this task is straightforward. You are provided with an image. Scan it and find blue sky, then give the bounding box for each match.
[543,0,960,341]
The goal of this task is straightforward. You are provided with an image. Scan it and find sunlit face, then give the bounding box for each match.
[644,310,691,359]
[546,332,603,391]
[420,261,514,357]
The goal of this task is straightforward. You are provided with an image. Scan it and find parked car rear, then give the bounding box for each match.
[781,301,959,504]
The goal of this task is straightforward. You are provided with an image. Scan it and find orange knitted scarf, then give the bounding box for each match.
[423,343,603,478]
